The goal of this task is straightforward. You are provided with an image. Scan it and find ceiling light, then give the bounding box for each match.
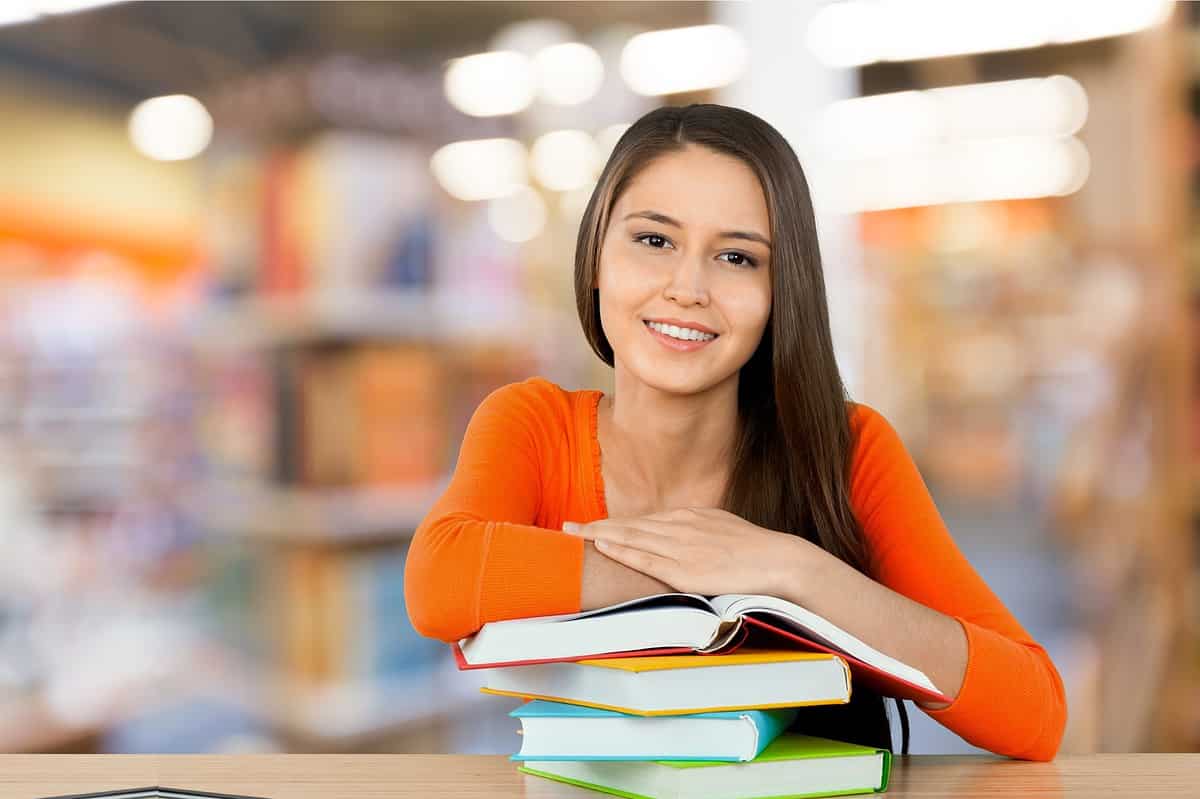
[620,25,747,96]
[443,51,536,117]
[430,138,528,201]
[128,94,213,161]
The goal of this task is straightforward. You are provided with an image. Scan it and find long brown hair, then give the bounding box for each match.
[573,103,909,754]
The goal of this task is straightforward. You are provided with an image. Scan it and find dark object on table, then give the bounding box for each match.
[36,788,271,799]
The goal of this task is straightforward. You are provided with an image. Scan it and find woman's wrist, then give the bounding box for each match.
[581,541,673,610]
[766,533,818,603]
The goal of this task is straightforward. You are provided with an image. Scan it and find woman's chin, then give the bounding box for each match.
[628,366,733,398]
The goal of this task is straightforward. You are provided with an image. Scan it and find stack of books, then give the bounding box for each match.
[453,592,951,799]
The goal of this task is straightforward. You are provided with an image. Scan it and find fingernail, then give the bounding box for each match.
[595,539,609,550]
[562,521,580,533]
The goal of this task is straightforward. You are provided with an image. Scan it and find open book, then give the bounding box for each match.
[453,592,950,704]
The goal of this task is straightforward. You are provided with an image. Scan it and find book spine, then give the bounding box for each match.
[746,708,800,760]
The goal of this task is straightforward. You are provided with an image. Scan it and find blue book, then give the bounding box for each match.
[509,700,798,762]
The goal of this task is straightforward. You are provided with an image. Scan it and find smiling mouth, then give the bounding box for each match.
[642,319,720,343]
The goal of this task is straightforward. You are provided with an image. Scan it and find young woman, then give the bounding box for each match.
[404,103,1066,761]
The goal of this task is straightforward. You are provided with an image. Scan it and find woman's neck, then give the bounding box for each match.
[598,378,738,510]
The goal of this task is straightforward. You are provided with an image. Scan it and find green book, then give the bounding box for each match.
[517,733,891,799]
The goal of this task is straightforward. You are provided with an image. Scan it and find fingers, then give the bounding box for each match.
[565,518,682,558]
[561,520,593,539]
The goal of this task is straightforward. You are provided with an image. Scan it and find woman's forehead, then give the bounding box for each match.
[615,190,769,234]
[626,148,762,193]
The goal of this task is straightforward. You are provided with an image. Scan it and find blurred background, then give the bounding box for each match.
[0,0,1195,756]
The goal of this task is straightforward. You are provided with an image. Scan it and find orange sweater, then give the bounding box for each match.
[404,377,1067,761]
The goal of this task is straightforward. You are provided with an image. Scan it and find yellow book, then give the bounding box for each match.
[480,649,851,716]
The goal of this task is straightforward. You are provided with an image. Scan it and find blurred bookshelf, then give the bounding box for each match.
[239,656,494,752]
[0,261,222,752]
[170,126,593,754]
[851,12,1199,753]
[183,289,575,352]
[193,480,448,544]
[0,111,596,751]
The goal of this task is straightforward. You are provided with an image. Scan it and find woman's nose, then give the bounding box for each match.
[663,257,710,306]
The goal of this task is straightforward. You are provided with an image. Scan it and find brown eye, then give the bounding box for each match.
[633,233,671,249]
[720,251,759,268]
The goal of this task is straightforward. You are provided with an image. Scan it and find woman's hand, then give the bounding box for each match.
[562,507,810,597]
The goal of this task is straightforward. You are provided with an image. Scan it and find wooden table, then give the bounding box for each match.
[0,754,1194,798]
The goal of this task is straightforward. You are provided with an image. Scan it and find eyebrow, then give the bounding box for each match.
[622,210,771,250]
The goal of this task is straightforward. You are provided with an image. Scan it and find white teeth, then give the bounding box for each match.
[646,321,716,341]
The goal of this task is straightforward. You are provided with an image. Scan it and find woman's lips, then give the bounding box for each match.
[643,320,718,352]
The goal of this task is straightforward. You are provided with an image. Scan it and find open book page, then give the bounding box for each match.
[708,594,937,693]
[570,592,719,621]
[457,593,724,664]
[459,593,716,636]
[699,617,747,653]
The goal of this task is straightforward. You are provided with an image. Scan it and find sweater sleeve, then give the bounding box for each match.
[848,403,1068,761]
[403,381,584,643]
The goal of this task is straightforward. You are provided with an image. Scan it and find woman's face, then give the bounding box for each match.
[597,144,773,396]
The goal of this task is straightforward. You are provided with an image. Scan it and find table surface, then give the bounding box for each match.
[0,754,1195,798]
